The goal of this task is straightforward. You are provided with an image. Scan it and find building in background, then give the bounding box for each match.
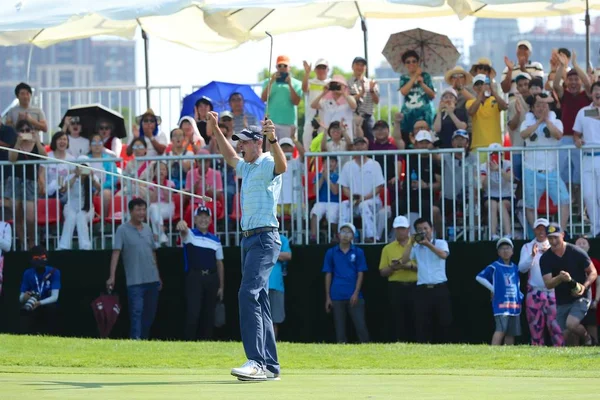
[507,17,600,75]
[470,18,520,76]
[0,38,136,130]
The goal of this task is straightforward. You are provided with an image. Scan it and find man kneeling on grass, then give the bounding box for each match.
[476,238,524,345]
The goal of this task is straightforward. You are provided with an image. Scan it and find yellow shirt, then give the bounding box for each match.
[467,97,502,150]
[379,241,417,283]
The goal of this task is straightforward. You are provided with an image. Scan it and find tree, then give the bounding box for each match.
[257,65,353,139]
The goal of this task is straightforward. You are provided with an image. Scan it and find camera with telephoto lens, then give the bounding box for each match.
[414,231,426,243]
[329,82,341,91]
[23,292,40,311]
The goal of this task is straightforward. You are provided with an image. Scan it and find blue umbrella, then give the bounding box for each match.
[180,81,265,121]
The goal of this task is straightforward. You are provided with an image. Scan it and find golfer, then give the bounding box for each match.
[207,111,286,381]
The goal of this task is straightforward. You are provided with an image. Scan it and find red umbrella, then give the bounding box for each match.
[91,291,121,338]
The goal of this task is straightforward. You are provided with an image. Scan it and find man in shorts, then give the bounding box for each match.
[476,238,523,345]
[541,224,598,345]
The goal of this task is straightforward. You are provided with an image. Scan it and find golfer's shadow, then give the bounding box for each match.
[28,380,247,390]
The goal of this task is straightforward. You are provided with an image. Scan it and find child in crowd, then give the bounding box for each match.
[309,155,340,243]
[476,238,523,345]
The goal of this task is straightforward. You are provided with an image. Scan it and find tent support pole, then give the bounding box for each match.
[355,2,368,77]
[585,0,591,69]
[142,29,151,108]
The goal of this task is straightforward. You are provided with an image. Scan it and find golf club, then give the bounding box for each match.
[265,31,273,120]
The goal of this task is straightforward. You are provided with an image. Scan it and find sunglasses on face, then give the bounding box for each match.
[99,125,111,131]
[19,128,32,133]
[91,141,103,146]
[221,117,233,122]
[474,82,484,87]
[142,119,155,124]
[405,59,418,65]
[132,145,145,150]
[478,65,491,72]
[277,64,288,68]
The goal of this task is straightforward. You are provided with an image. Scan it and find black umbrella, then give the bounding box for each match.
[59,104,127,139]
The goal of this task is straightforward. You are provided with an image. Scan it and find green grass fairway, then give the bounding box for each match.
[1,335,599,399]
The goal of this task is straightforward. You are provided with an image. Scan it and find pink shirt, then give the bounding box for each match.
[185,168,223,203]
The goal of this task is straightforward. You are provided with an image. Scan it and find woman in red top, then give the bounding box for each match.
[575,237,600,343]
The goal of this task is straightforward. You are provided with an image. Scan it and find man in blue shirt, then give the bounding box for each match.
[322,223,370,343]
[177,206,224,341]
[19,246,61,335]
[268,234,291,339]
[309,156,340,243]
[209,111,287,381]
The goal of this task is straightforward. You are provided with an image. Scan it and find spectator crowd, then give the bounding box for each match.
[1,41,600,345]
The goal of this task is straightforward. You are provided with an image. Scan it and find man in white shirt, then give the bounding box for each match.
[519,93,569,230]
[302,58,330,150]
[501,40,544,96]
[277,135,305,217]
[338,137,385,242]
[573,81,600,236]
[518,218,564,346]
[400,217,451,343]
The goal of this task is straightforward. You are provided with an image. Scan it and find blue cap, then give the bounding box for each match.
[452,129,469,139]
[232,126,263,141]
[194,206,211,217]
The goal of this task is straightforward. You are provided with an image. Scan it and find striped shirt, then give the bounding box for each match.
[501,61,544,95]
[182,228,223,273]
[347,76,378,115]
[233,113,258,135]
[236,153,282,231]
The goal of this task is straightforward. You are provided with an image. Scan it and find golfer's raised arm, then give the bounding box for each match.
[208,111,239,168]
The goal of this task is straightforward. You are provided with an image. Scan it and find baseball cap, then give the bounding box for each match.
[441,87,458,98]
[373,120,389,130]
[392,216,410,229]
[515,72,532,82]
[279,137,295,148]
[517,40,533,51]
[353,136,368,145]
[352,56,367,65]
[276,55,290,65]
[567,69,579,77]
[452,129,469,139]
[195,96,213,109]
[473,74,487,84]
[232,126,263,141]
[315,58,329,68]
[415,130,433,143]
[338,222,356,235]
[546,223,563,237]
[220,111,234,120]
[194,205,212,217]
[496,237,514,249]
[533,218,550,228]
[488,143,503,150]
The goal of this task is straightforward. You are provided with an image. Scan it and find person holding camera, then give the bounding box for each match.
[311,75,357,139]
[433,87,468,148]
[19,246,61,335]
[302,59,330,150]
[57,156,100,250]
[347,57,379,142]
[541,224,598,345]
[573,81,600,237]
[400,217,451,343]
[260,55,302,141]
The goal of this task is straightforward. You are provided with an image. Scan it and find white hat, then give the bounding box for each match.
[496,237,514,249]
[488,143,503,150]
[441,87,458,98]
[533,218,550,228]
[517,40,533,51]
[279,137,295,147]
[392,216,410,229]
[338,223,356,235]
[220,111,234,120]
[315,58,329,68]
[415,130,433,143]
[515,72,532,81]
[473,74,487,84]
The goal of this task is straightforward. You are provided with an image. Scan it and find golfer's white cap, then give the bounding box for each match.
[534,218,550,228]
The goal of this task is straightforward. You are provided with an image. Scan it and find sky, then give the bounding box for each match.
[134,13,594,94]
